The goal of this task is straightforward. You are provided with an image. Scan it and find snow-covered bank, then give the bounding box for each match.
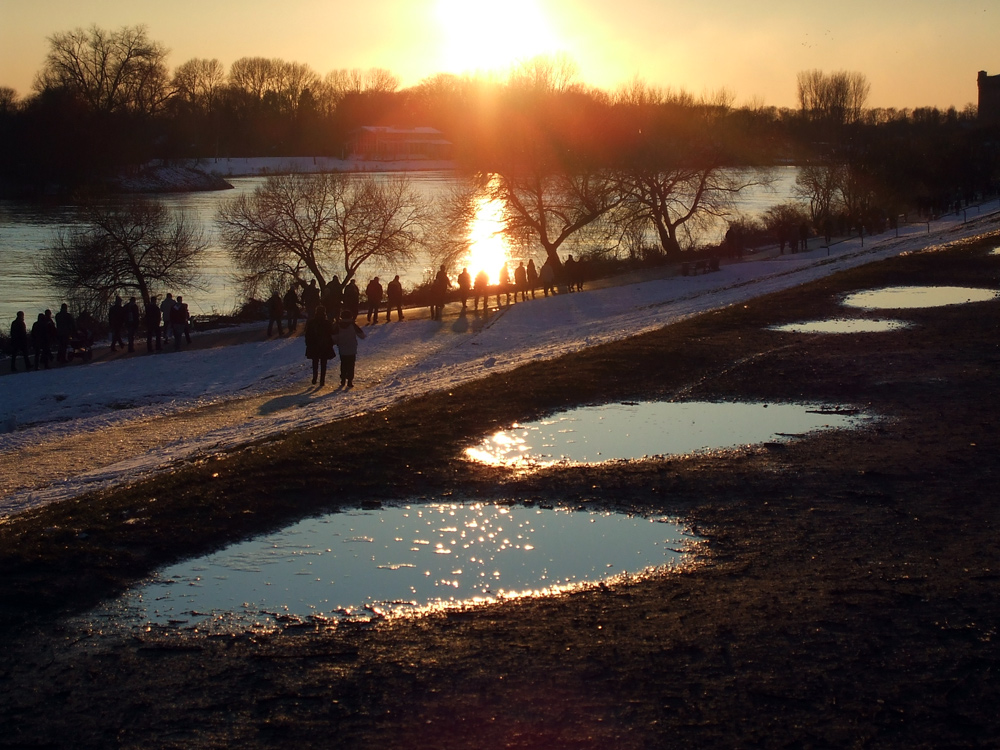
[112,165,234,193]
[159,156,457,178]
[2,203,998,518]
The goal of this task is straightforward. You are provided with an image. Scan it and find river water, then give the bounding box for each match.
[0,167,798,324]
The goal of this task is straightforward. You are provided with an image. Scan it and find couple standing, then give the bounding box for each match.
[304,306,366,388]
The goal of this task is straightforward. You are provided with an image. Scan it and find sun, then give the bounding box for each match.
[434,0,562,75]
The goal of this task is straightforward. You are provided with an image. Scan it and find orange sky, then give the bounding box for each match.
[1,0,995,109]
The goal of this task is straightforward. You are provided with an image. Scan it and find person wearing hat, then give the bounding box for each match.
[334,309,366,388]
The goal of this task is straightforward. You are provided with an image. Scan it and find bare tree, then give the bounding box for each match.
[34,25,171,115]
[508,53,581,94]
[314,67,401,114]
[794,164,845,224]
[39,198,207,313]
[0,87,18,114]
[797,69,870,126]
[613,159,766,257]
[227,57,320,115]
[484,167,623,268]
[217,173,429,301]
[228,57,274,100]
[172,58,225,113]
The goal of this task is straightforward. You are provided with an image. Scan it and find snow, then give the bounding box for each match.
[2,204,998,519]
[158,156,457,178]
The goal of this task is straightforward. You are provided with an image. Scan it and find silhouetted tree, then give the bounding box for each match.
[610,93,770,257]
[217,173,429,301]
[39,197,207,313]
[797,69,870,127]
[35,25,171,115]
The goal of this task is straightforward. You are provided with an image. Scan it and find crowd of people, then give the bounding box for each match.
[265,256,586,338]
[259,255,592,389]
[7,292,195,373]
[6,255,592,377]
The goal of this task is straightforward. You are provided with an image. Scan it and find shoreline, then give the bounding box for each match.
[2,207,999,519]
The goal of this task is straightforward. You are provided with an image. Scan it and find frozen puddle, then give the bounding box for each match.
[90,503,696,629]
[769,318,911,334]
[466,401,869,467]
[841,286,999,309]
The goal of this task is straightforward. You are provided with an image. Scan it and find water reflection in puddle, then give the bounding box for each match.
[94,503,694,629]
[466,401,868,467]
[769,318,911,334]
[841,286,999,309]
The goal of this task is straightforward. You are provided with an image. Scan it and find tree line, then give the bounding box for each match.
[8,24,1000,319]
[2,24,997,203]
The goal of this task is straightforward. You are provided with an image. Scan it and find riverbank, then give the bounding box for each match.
[6,206,995,518]
[157,155,458,179]
[1,224,999,747]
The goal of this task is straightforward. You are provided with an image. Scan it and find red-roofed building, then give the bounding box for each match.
[348,126,453,161]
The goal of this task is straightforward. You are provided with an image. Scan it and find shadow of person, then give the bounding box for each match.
[451,313,470,334]
[257,391,315,416]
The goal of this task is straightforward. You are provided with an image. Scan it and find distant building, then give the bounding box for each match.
[348,126,453,161]
[978,71,1000,125]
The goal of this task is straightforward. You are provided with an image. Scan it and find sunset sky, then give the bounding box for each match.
[1,0,995,109]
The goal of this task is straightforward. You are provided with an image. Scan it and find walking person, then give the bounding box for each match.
[55,303,75,363]
[9,311,31,372]
[31,313,52,370]
[335,309,366,388]
[473,268,490,313]
[563,255,578,293]
[322,276,342,320]
[365,277,383,324]
[124,296,141,352]
[170,296,187,350]
[514,261,528,302]
[283,285,301,333]
[144,296,162,352]
[385,274,404,322]
[497,262,511,307]
[540,258,556,297]
[159,293,175,342]
[267,290,284,337]
[457,267,471,310]
[301,279,320,318]
[44,309,58,361]
[526,259,538,299]
[108,296,125,350]
[304,304,336,387]
[176,296,191,343]
[431,265,449,320]
[342,278,360,318]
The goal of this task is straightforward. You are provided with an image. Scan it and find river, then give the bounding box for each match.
[0,167,799,325]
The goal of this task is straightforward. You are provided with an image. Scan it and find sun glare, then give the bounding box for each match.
[464,193,512,285]
[434,0,561,75]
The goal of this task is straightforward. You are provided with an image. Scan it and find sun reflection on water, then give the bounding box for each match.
[462,181,514,284]
[467,401,871,467]
[90,502,696,631]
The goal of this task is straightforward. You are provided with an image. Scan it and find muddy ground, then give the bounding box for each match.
[1,236,999,748]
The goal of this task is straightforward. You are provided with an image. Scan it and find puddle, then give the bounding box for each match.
[769,318,911,334]
[90,503,695,630]
[466,401,869,467]
[841,286,999,310]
